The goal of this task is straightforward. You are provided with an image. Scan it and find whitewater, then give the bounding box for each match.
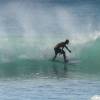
[0,0,100,100]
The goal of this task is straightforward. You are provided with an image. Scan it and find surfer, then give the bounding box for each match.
[53,39,71,63]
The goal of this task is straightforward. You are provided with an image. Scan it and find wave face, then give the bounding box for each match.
[0,0,100,78]
[79,38,100,74]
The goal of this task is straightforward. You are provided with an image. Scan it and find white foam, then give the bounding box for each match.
[71,31,100,46]
[91,95,100,100]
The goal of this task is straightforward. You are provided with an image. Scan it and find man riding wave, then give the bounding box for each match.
[53,39,71,63]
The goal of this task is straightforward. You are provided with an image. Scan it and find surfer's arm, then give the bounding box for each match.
[65,46,71,53]
[61,46,64,50]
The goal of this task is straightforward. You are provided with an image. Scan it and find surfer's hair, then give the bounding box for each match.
[65,39,69,44]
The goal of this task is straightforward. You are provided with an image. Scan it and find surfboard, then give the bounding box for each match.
[51,59,80,65]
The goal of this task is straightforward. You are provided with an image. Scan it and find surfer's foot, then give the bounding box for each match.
[64,60,68,63]
[52,58,55,61]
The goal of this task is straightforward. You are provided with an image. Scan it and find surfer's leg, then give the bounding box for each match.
[62,50,68,63]
[52,54,57,61]
[52,48,58,61]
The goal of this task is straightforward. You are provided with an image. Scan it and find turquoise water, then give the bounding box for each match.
[0,49,99,100]
[0,38,100,79]
[0,39,99,100]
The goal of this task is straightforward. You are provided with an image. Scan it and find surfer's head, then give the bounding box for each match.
[65,39,69,44]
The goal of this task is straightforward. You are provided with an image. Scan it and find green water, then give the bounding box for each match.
[0,38,99,80]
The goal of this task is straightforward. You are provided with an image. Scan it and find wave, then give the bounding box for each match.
[0,0,99,79]
[0,38,99,78]
[79,38,100,74]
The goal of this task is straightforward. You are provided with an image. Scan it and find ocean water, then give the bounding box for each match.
[0,39,99,100]
[0,0,100,100]
[0,78,100,100]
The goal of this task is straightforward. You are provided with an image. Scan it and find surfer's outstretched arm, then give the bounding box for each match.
[65,46,71,53]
